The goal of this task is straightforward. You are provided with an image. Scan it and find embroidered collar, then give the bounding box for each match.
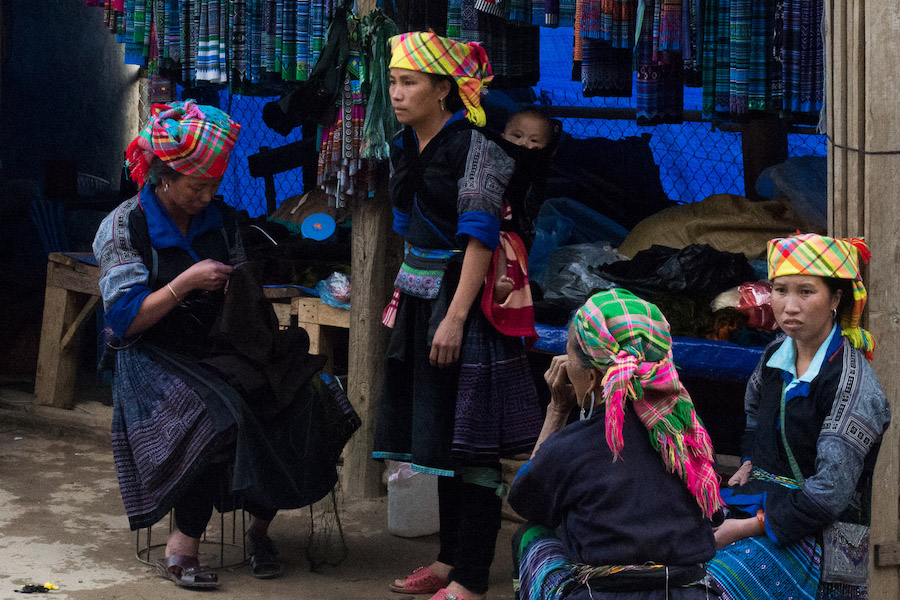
[140,186,224,260]
[767,324,841,399]
[397,110,468,150]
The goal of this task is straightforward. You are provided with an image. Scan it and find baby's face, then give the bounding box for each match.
[502,114,551,149]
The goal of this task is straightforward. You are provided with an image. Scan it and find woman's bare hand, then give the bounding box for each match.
[430,315,464,367]
[544,355,576,414]
[713,517,760,549]
[728,460,753,487]
[178,259,234,294]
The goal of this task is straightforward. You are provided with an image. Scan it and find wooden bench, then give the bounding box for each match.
[34,252,347,408]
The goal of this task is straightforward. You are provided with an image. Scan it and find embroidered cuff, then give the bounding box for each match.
[457,211,500,250]
[393,207,410,236]
[106,285,152,340]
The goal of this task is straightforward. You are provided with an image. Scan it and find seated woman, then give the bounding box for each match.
[93,100,349,589]
[707,234,891,600]
[508,288,723,599]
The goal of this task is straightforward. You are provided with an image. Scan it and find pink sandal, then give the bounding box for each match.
[428,588,476,600]
[388,566,449,595]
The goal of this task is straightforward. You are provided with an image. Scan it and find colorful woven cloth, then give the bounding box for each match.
[389,30,493,127]
[481,232,538,341]
[572,289,723,519]
[126,100,241,188]
[767,233,874,359]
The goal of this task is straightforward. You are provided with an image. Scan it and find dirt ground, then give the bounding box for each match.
[0,405,517,600]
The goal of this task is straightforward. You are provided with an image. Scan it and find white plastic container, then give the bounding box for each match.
[386,460,440,538]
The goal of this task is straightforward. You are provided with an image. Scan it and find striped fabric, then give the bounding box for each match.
[389,30,493,127]
[572,289,723,519]
[708,535,821,600]
[126,100,241,188]
[767,234,874,359]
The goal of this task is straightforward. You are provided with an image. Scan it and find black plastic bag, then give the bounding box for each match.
[596,244,756,304]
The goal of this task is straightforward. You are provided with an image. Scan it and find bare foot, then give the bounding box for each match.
[165,529,200,558]
[393,560,452,590]
[443,580,486,600]
[494,275,514,304]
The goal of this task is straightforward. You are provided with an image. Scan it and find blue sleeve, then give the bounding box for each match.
[105,286,152,340]
[393,207,410,237]
[457,211,500,250]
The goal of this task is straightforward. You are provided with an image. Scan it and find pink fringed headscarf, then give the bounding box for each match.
[572,288,724,520]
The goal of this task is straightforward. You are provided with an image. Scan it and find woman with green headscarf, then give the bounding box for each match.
[507,288,723,600]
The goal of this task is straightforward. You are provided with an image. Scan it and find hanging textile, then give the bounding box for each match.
[682,0,701,86]
[781,0,823,113]
[544,0,575,27]
[387,0,450,36]
[459,0,541,89]
[578,0,636,97]
[317,16,375,207]
[635,0,683,124]
[361,9,401,161]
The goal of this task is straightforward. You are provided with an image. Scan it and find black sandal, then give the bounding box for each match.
[248,536,283,579]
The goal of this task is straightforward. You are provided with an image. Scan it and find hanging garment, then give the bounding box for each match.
[459,0,541,89]
[635,0,684,124]
[578,0,636,98]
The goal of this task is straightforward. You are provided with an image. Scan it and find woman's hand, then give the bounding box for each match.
[176,259,234,294]
[713,517,763,549]
[728,460,753,487]
[430,315,465,367]
[544,355,577,415]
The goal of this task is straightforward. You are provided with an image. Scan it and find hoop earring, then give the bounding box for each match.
[579,391,596,421]
[164,182,169,192]
[832,308,838,319]
[438,97,445,112]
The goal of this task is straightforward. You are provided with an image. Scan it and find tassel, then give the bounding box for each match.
[847,237,871,264]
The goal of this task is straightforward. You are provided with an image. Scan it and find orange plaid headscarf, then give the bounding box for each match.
[767,233,874,359]
[389,31,493,127]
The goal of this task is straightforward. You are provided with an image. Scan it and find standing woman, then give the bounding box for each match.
[708,234,891,600]
[373,32,543,600]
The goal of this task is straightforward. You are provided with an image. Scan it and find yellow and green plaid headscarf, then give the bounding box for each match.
[388,31,493,127]
[572,289,723,519]
[767,233,874,359]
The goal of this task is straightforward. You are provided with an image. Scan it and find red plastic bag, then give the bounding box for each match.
[737,282,779,332]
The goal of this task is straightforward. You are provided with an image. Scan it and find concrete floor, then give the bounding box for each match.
[0,391,517,600]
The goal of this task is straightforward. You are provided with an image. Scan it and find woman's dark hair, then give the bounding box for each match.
[148,156,184,186]
[823,277,855,321]
[567,321,595,371]
[426,73,465,114]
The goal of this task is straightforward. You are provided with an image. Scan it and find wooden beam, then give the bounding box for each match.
[875,542,900,568]
[60,296,100,350]
[861,1,900,597]
[342,189,393,498]
[740,115,788,201]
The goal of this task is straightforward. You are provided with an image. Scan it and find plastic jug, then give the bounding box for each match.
[386,461,440,538]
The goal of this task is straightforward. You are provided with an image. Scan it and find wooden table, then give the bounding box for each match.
[34,252,347,408]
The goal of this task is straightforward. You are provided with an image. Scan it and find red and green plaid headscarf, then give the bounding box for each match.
[126,100,241,188]
[767,233,874,359]
[388,31,493,127]
[572,289,723,520]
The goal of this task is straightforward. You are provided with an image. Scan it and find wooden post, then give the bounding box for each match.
[863,1,900,598]
[740,114,788,201]
[828,1,900,597]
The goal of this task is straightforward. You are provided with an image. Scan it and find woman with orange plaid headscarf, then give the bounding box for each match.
[372,32,542,600]
[706,234,890,600]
